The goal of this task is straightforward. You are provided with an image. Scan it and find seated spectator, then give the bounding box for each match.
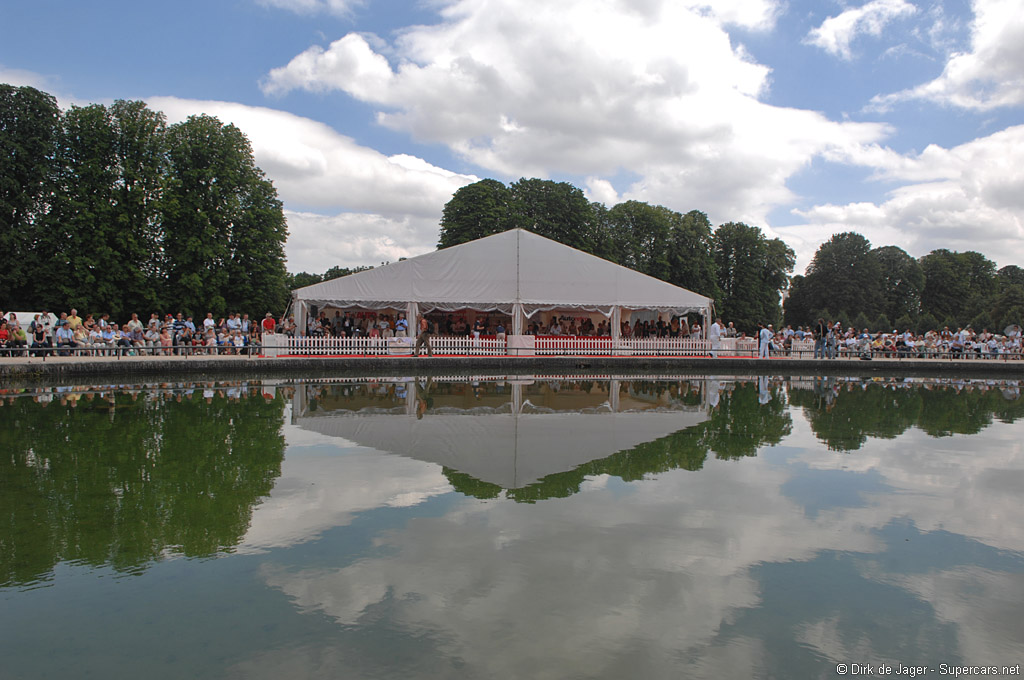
[73,325,92,355]
[55,321,76,355]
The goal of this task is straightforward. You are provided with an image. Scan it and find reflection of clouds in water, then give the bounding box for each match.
[254,457,878,678]
[789,416,1024,553]
[238,441,451,553]
[240,386,1023,677]
[882,568,1024,662]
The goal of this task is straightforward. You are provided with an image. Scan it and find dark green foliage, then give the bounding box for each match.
[919,249,997,324]
[970,311,994,332]
[0,86,288,318]
[999,306,1024,333]
[873,314,891,332]
[870,245,923,321]
[894,314,914,333]
[916,312,939,336]
[438,178,512,248]
[0,84,60,308]
[713,222,794,331]
[852,311,872,332]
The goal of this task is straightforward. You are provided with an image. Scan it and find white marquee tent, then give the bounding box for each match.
[291,229,712,337]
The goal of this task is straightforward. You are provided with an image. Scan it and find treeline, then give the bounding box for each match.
[784,232,1024,334]
[0,84,289,318]
[439,178,795,330]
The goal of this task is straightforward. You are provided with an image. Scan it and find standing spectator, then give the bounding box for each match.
[414,317,433,356]
[758,323,773,358]
[709,317,723,358]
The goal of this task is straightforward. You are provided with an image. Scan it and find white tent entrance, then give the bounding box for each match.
[269,229,712,357]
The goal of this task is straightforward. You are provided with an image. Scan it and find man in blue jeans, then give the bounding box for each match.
[814,318,827,359]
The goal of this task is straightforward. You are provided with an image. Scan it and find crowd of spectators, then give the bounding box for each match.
[0,308,294,356]
[762,320,1023,359]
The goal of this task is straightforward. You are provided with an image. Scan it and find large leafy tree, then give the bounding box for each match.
[41,100,169,316]
[801,232,882,321]
[0,84,60,308]
[163,114,288,316]
[44,103,121,312]
[437,178,512,249]
[713,222,794,330]
[606,200,673,279]
[666,210,719,298]
[508,178,597,253]
[870,245,923,322]
[919,249,997,325]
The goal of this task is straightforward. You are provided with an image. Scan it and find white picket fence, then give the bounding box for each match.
[280,335,506,356]
[275,335,713,356]
[534,336,710,355]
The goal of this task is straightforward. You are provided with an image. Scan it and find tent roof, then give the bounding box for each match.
[294,229,711,312]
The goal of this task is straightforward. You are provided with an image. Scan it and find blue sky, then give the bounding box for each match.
[3,0,1023,274]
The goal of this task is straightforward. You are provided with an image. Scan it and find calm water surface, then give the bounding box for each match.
[2,375,1023,679]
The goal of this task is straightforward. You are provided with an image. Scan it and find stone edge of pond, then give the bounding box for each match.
[2,356,1023,386]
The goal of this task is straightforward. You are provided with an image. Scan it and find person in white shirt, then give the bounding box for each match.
[708,318,723,357]
[759,323,773,358]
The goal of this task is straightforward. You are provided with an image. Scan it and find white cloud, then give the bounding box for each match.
[255,0,362,17]
[871,0,1024,110]
[262,0,888,229]
[804,0,918,61]
[147,97,477,272]
[779,124,1024,271]
[0,64,56,90]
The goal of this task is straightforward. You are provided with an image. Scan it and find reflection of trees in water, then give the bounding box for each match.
[788,379,1024,451]
[0,388,286,587]
[446,381,792,502]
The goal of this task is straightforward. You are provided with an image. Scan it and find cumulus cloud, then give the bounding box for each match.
[804,0,918,61]
[148,97,477,272]
[778,124,1024,270]
[262,0,888,228]
[871,0,1024,110]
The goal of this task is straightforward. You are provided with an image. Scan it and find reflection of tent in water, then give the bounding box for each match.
[293,381,708,490]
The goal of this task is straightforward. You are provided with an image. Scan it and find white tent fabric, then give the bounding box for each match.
[296,409,709,489]
[293,229,711,317]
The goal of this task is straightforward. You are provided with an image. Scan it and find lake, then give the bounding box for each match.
[2,375,1023,679]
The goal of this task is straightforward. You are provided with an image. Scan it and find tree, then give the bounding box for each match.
[162,115,288,317]
[0,84,60,308]
[713,222,793,331]
[920,249,997,325]
[437,179,512,249]
[508,178,597,253]
[801,232,882,321]
[666,209,719,298]
[783,274,814,327]
[870,245,923,322]
[43,103,121,313]
[606,200,673,279]
[41,100,169,316]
